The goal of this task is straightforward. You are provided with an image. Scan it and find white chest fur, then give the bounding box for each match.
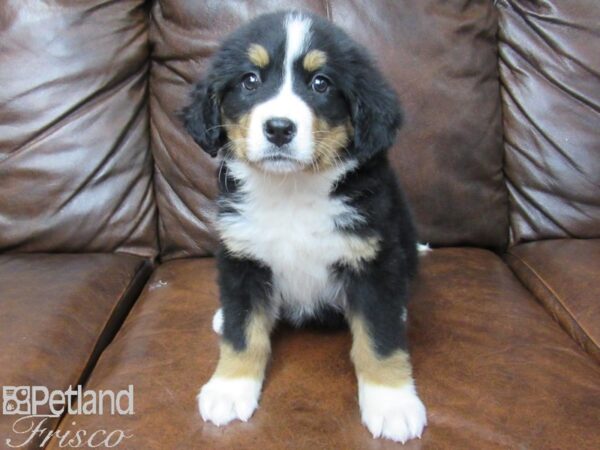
[217,161,377,322]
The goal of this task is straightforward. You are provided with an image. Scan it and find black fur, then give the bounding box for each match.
[334,154,417,356]
[184,11,417,357]
[216,248,272,351]
[183,81,225,156]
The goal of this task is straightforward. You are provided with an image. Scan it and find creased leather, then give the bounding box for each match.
[0,0,158,257]
[498,0,600,244]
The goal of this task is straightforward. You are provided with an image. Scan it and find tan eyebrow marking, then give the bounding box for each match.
[303,49,327,72]
[247,43,270,68]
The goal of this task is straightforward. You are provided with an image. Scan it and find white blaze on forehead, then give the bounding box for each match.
[246,14,314,169]
[283,14,312,81]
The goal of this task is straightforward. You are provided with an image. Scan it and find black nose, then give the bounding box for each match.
[264,118,296,147]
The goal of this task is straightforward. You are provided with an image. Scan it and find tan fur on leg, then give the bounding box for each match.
[214,311,273,380]
[349,315,413,387]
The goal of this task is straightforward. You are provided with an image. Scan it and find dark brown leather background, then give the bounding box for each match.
[498,0,600,244]
[0,0,157,257]
[150,0,508,260]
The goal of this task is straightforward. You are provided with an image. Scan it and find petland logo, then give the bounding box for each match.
[2,385,134,448]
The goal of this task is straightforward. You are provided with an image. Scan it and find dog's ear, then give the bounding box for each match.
[182,79,226,157]
[349,61,402,163]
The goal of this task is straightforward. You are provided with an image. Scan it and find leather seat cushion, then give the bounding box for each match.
[46,249,600,449]
[507,239,600,362]
[0,253,151,449]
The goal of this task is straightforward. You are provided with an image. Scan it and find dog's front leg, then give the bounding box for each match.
[346,271,427,443]
[198,253,273,426]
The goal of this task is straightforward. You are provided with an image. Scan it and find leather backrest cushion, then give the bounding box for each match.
[151,0,508,259]
[498,0,600,244]
[0,0,157,257]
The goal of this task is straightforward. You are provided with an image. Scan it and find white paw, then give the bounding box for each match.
[417,242,432,253]
[212,308,223,335]
[198,377,262,426]
[358,381,427,443]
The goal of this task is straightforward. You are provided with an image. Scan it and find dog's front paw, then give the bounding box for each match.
[198,377,262,426]
[358,381,427,443]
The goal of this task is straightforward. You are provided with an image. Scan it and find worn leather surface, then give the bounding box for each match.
[498,0,600,244]
[0,254,152,450]
[0,1,157,257]
[150,0,507,259]
[46,250,600,449]
[506,239,600,363]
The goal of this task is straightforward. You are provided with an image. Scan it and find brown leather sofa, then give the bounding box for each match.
[1,1,598,449]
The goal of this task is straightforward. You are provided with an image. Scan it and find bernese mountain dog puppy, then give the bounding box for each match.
[184,10,427,443]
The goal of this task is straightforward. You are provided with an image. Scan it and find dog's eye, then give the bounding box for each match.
[311,75,329,93]
[242,73,261,91]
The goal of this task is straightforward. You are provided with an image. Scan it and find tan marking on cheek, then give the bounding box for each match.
[303,49,327,72]
[247,43,270,68]
[224,113,251,160]
[312,117,353,170]
[349,315,413,387]
[214,312,272,380]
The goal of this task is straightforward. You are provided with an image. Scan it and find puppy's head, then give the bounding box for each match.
[184,11,401,173]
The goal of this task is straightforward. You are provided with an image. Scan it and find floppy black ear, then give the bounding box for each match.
[350,64,402,163]
[182,80,226,157]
